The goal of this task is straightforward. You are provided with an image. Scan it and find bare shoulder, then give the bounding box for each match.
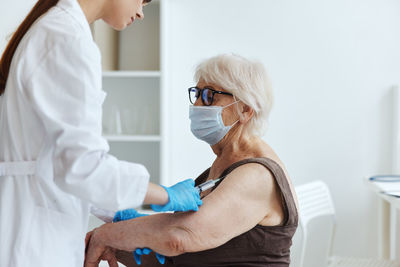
[170,160,285,251]
[214,162,278,211]
[221,162,275,192]
[217,161,291,226]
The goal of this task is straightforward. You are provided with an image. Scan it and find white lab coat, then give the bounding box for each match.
[0,0,150,266]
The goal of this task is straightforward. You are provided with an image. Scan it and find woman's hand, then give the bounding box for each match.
[84,226,118,267]
[85,230,94,252]
[113,209,166,265]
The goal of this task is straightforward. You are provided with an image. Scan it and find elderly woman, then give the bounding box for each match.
[85,54,298,267]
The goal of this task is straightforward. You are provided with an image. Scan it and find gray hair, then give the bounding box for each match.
[194,54,273,136]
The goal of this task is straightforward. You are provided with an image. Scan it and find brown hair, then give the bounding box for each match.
[0,0,59,96]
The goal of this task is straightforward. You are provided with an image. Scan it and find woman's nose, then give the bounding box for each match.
[136,6,144,20]
[194,97,203,106]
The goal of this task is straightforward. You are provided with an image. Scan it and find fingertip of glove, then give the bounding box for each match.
[113,211,121,222]
[134,252,142,265]
[156,253,166,264]
[143,248,152,255]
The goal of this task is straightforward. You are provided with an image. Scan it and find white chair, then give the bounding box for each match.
[293,180,400,267]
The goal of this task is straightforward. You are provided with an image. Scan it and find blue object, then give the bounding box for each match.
[134,247,151,264]
[113,209,147,222]
[134,247,166,265]
[369,175,400,182]
[151,179,203,212]
[113,209,165,265]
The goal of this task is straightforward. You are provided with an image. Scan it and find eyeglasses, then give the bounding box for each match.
[188,87,233,106]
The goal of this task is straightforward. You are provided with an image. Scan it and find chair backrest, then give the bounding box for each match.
[292,180,336,267]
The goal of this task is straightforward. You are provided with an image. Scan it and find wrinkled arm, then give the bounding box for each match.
[86,163,276,261]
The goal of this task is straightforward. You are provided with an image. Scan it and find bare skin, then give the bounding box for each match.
[78,0,149,30]
[84,81,298,267]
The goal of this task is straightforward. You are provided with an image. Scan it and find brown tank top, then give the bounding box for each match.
[165,157,298,267]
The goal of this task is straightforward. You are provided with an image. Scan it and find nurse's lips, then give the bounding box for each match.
[128,17,134,25]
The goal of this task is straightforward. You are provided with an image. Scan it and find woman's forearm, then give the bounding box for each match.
[99,213,190,256]
[142,182,169,205]
[93,197,230,257]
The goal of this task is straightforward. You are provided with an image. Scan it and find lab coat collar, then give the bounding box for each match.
[57,0,93,38]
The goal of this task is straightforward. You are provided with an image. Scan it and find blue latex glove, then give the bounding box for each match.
[113,209,165,265]
[113,209,147,222]
[151,179,203,212]
[134,247,165,265]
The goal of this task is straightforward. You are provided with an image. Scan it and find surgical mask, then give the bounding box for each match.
[189,101,240,145]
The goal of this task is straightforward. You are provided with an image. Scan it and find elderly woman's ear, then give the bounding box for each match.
[238,103,254,124]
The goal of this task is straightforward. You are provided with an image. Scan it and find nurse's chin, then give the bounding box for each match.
[115,25,128,31]
[106,22,128,31]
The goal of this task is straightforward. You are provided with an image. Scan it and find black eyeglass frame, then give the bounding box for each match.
[188,87,233,106]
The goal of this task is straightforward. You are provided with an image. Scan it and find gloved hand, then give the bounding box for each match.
[113,209,165,265]
[113,208,147,222]
[134,247,166,265]
[151,179,202,212]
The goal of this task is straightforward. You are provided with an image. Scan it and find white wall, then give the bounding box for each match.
[165,0,400,258]
[0,0,36,52]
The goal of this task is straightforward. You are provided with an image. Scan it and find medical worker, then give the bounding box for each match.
[0,0,202,266]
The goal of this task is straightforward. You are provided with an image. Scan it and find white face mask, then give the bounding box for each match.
[189,101,240,145]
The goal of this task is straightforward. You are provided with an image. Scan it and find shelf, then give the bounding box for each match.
[104,135,161,142]
[102,71,161,78]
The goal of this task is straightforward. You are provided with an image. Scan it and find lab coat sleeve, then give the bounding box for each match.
[90,206,116,223]
[24,35,149,211]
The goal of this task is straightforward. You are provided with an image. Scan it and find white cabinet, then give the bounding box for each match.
[88,0,169,232]
[92,0,168,191]
[102,72,161,185]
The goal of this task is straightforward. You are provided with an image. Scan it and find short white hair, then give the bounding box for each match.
[194,54,273,136]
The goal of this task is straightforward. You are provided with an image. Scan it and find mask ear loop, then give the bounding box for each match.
[224,96,241,127]
[232,96,244,122]
[223,96,240,107]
